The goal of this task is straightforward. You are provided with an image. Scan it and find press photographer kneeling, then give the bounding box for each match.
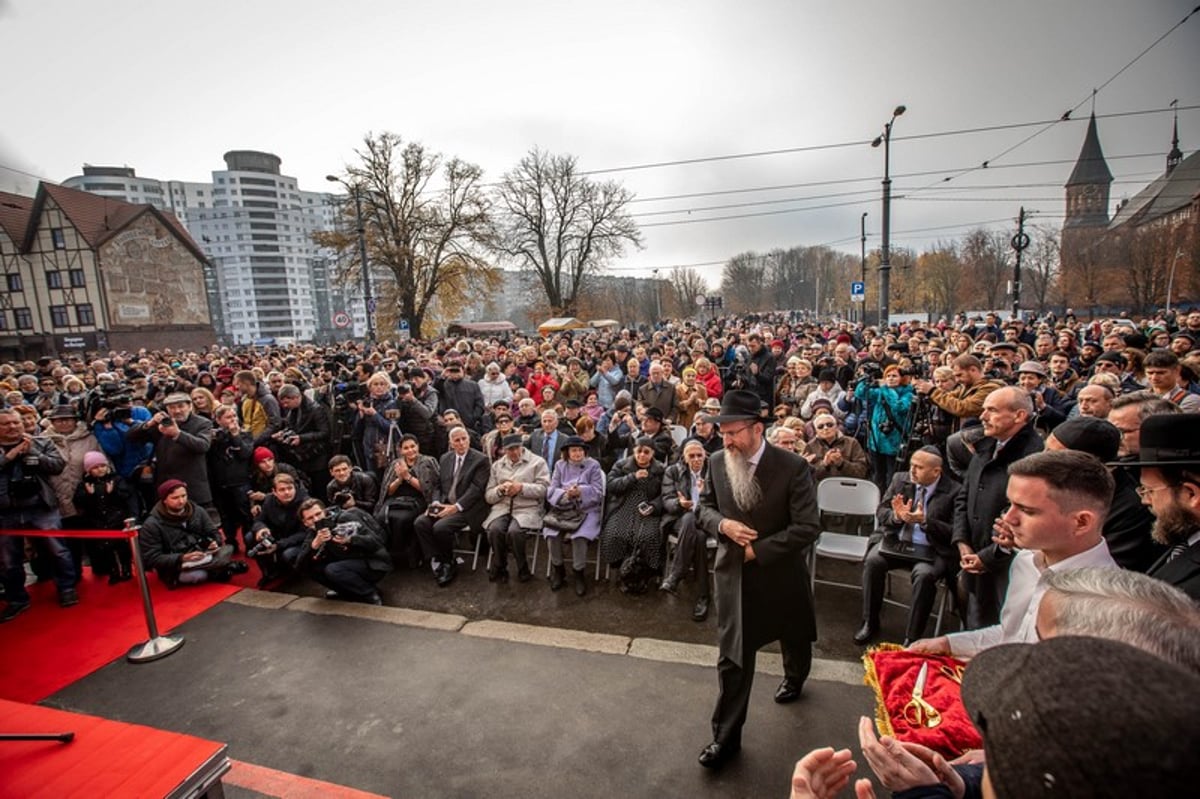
[294,498,393,605]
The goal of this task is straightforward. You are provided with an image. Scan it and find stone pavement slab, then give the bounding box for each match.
[49,600,876,799]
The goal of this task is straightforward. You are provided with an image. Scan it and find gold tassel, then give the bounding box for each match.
[862,643,904,738]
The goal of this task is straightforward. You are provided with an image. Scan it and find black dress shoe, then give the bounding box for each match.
[774,678,802,704]
[228,561,250,575]
[517,564,532,583]
[659,576,679,594]
[436,563,458,587]
[697,740,740,769]
[853,622,879,646]
[363,592,383,606]
[692,595,710,622]
[324,590,342,600]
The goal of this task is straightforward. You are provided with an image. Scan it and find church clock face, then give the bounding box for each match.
[1082,185,1099,205]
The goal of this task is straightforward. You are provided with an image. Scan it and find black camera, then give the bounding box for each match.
[332,381,365,411]
[858,362,883,380]
[332,490,353,506]
[247,533,276,558]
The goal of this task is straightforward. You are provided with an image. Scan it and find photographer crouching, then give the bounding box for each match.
[295,498,392,605]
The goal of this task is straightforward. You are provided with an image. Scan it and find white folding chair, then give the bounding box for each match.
[669,424,688,448]
[809,477,880,591]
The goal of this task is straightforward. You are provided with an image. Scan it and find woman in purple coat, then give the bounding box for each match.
[542,436,605,596]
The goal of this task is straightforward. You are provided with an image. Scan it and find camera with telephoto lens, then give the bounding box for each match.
[86,382,135,423]
[857,362,883,380]
[247,533,276,558]
[332,380,365,411]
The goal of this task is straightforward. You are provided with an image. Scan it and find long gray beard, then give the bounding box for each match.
[725,448,762,512]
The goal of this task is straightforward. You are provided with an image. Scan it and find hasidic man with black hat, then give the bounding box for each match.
[694,390,820,770]
[1128,413,1200,600]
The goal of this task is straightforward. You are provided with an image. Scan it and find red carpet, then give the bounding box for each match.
[0,698,227,798]
[0,565,253,704]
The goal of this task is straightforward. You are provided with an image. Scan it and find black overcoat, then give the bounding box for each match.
[697,443,819,667]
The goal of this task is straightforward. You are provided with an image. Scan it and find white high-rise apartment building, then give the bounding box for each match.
[63,153,361,345]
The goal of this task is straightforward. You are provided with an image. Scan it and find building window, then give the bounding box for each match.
[50,305,70,327]
[0,311,7,330]
[46,271,63,289]
[51,228,66,249]
[76,303,95,326]
[15,307,33,329]
[4,274,21,291]
[69,269,86,288]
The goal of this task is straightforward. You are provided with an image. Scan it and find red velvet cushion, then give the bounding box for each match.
[863,645,983,757]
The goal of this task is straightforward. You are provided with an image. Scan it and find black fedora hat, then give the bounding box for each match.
[709,389,762,424]
[1119,413,1200,468]
[501,433,524,449]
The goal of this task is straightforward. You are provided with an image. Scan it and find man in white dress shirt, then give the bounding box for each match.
[909,449,1118,658]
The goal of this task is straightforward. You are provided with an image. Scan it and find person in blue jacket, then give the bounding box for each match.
[854,364,914,492]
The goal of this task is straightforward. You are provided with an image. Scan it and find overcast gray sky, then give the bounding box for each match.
[1,0,1196,289]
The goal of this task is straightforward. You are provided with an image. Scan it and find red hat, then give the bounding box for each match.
[770,339,785,349]
[253,446,276,464]
[157,478,186,501]
[835,333,852,344]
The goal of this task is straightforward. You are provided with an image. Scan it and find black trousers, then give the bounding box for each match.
[711,633,812,747]
[665,511,712,598]
[486,515,533,572]
[962,569,1006,630]
[861,541,954,642]
[413,509,482,567]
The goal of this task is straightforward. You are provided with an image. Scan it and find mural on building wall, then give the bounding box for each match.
[100,215,211,327]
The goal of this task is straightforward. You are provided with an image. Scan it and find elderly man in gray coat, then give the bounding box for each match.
[484,434,551,583]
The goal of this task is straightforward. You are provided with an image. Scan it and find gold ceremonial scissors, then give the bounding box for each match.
[939,664,965,684]
[902,662,942,729]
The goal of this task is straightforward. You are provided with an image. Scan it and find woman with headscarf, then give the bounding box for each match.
[675,366,709,429]
[599,436,666,593]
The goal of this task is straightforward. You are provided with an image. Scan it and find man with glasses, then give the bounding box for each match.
[1125,414,1200,600]
[1108,392,1180,461]
[694,390,819,770]
[802,413,868,482]
[1093,350,1142,394]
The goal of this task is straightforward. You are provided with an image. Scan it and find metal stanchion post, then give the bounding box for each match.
[124,518,185,663]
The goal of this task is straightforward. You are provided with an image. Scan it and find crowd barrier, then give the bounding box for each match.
[0,522,185,663]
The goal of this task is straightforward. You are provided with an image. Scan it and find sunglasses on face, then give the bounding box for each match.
[815,422,835,430]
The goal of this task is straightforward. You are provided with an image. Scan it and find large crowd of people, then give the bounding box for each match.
[3,306,1199,791]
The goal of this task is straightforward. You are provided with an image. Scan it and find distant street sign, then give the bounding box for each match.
[851,281,866,302]
[397,318,411,340]
[366,299,377,314]
[695,294,707,307]
[332,311,351,329]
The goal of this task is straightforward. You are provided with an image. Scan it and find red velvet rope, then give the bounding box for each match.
[0,528,137,540]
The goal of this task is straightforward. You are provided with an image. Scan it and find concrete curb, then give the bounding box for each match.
[628,637,718,669]
[234,594,864,685]
[461,619,630,655]
[286,596,468,631]
[225,588,299,610]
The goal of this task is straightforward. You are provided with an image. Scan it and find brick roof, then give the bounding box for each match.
[7,182,207,263]
[0,190,32,243]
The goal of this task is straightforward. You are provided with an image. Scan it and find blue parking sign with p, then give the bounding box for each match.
[851,281,865,302]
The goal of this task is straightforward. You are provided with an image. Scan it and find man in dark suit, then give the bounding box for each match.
[413,426,489,587]
[526,409,567,467]
[953,387,1044,629]
[1127,414,1200,601]
[694,390,819,769]
[854,446,961,646]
